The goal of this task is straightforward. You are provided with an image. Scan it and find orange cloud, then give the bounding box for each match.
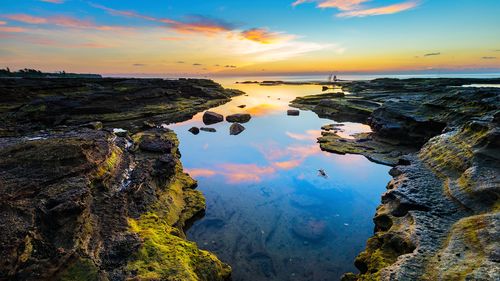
[337,1,419,17]
[218,163,276,183]
[273,159,303,170]
[241,28,290,44]
[286,130,321,141]
[160,37,185,41]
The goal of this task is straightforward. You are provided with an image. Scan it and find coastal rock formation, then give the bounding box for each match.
[203,111,224,125]
[291,78,500,280]
[226,113,251,123]
[0,78,239,281]
[229,123,245,135]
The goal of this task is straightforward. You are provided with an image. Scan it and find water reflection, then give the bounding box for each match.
[170,81,391,281]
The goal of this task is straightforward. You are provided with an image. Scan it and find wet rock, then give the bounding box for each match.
[229,123,245,135]
[142,121,156,129]
[203,111,224,125]
[237,105,246,108]
[200,127,216,133]
[226,113,251,123]
[287,109,300,116]
[84,121,103,130]
[113,128,129,137]
[291,217,328,242]
[188,127,200,135]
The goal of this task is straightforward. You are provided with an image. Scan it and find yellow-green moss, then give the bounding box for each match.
[126,213,230,281]
[95,146,122,178]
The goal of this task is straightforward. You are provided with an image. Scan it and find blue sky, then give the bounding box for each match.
[0,0,499,75]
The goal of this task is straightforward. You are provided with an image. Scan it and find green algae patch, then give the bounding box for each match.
[56,258,100,281]
[127,214,231,281]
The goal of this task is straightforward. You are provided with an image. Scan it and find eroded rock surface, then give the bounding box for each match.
[291,78,500,280]
[0,78,239,281]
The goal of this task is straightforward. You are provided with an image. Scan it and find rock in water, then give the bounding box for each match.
[287,109,300,116]
[237,105,246,108]
[200,127,216,132]
[226,113,252,123]
[229,123,245,135]
[188,127,200,135]
[291,217,328,242]
[203,111,224,125]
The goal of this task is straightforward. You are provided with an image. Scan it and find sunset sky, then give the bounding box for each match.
[1,0,499,76]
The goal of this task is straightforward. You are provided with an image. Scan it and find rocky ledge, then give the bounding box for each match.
[0,78,241,280]
[291,78,500,280]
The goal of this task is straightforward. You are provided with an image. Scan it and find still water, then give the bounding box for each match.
[170,81,391,281]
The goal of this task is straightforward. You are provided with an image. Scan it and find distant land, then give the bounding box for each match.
[0,68,102,79]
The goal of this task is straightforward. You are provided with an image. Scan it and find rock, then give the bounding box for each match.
[287,110,300,116]
[291,217,328,242]
[85,121,103,130]
[200,127,216,132]
[188,127,200,135]
[322,86,329,91]
[229,123,245,135]
[203,111,223,125]
[237,105,246,108]
[142,121,156,129]
[226,113,251,123]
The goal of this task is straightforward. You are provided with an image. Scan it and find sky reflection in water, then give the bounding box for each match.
[170,81,391,281]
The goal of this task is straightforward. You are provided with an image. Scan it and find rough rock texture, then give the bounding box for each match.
[0,78,239,281]
[229,123,245,135]
[226,113,251,123]
[0,78,242,137]
[291,78,500,280]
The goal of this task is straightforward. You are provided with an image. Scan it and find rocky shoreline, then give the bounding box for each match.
[291,78,500,280]
[0,78,241,280]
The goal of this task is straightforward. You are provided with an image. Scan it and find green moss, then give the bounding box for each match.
[127,213,230,281]
[95,146,122,178]
[56,258,100,281]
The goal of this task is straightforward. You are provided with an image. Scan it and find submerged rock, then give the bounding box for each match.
[203,111,224,125]
[229,123,245,135]
[226,113,251,123]
[291,217,328,242]
[188,127,200,135]
[287,109,300,116]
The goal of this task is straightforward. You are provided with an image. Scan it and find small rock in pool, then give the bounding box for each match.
[237,105,246,108]
[203,111,224,125]
[200,127,216,133]
[188,127,200,135]
[287,109,300,116]
[291,217,328,242]
[226,113,251,123]
[229,123,245,135]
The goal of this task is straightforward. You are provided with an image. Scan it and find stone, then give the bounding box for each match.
[287,109,300,116]
[226,113,251,123]
[291,217,328,242]
[188,127,200,135]
[200,127,216,132]
[229,123,245,135]
[203,111,223,125]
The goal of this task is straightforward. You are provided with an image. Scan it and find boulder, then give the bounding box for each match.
[188,127,200,135]
[287,109,300,116]
[200,127,216,133]
[203,111,223,125]
[229,123,245,135]
[226,113,251,123]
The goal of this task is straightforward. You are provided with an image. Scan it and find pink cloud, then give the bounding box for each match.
[40,0,65,3]
[0,21,6,25]
[0,26,27,33]
[186,168,217,177]
[338,1,419,17]
[286,130,322,141]
[4,14,48,24]
[293,0,369,10]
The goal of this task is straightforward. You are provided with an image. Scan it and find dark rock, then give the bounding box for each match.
[229,123,245,135]
[142,121,156,129]
[226,113,251,123]
[188,127,200,135]
[203,111,223,125]
[287,109,300,116]
[237,105,246,108]
[200,127,216,133]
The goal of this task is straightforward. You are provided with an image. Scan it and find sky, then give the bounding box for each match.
[0,0,499,76]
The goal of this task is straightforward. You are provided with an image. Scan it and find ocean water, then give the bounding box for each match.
[170,82,391,280]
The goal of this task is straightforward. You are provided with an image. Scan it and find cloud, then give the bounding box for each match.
[160,37,184,41]
[337,1,419,17]
[241,28,292,44]
[293,0,420,17]
[0,21,6,25]
[286,130,321,141]
[2,13,130,31]
[185,168,216,177]
[424,52,441,57]
[0,26,27,33]
[40,0,64,4]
